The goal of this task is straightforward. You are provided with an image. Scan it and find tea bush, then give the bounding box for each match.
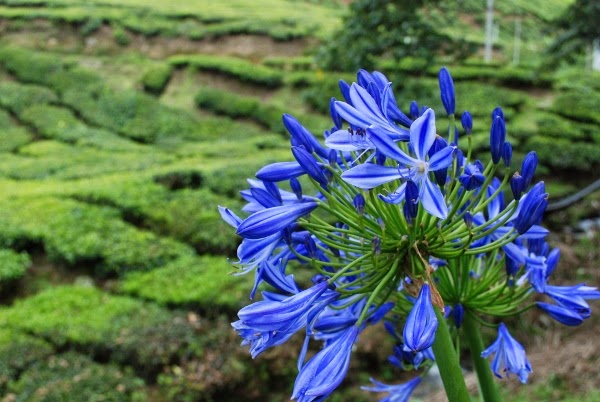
[8,352,147,402]
[169,54,283,88]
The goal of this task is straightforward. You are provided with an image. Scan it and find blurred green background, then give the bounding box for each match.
[0,0,598,400]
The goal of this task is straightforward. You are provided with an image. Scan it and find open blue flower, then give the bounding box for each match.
[481,323,532,383]
[362,376,422,402]
[292,326,359,401]
[342,108,454,219]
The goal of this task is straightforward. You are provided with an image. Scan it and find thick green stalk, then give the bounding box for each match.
[463,312,502,402]
[431,307,471,402]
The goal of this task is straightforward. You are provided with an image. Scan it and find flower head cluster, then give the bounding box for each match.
[219,68,598,400]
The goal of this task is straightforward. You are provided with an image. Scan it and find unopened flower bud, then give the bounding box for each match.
[439,67,455,115]
[353,193,365,216]
[461,111,473,134]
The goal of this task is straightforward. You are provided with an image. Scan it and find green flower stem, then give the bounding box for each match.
[463,312,502,402]
[432,306,471,402]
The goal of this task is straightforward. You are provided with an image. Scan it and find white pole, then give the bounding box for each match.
[513,17,522,65]
[593,38,600,71]
[484,0,495,63]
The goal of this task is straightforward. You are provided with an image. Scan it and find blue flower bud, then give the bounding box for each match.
[439,67,455,115]
[511,172,525,200]
[250,187,281,209]
[410,101,419,119]
[403,283,438,352]
[292,326,358,401]
[329,97,342,129]
[545,247,560,277]
[521,151,538,188]
[304,234,317,258]
[290,177,302,200]
[502,142,512,167]
[453,303,465,328]
[353,193,365,215]
[515,182,548,234]
[463,211,473,228]
[490,115,506,164]
[461,111,473,134]
[492,106,504,120]
[371,236,381,257]
[505,256,519,277]
[403,180,419,224]
[357,69,372,89]
[291,146,328,188]
[328,149,337,166]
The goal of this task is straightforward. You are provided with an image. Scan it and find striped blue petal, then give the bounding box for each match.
[367,125,416,166]
[349,83,388,125]
[342,164,408,189]
[334,101,372,128]
[237,202,318,239]
[410,108,436,161]
[428,145,455,171]
[420,178,448,219]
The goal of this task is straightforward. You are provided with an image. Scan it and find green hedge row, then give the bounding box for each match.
[551,90,600,125]
[194,87,328,135]
[0,196,194,275]
[0,109,33,152]
[0,285,256,399]
[169,54,283,88]
[8,352,147,402]
[0,328,54,392]
[0,286,195,374]
[0,81,57,114]
[0,140,174,180]
[0,248,30,283]
[141,63,173,95]
[119,255,249,311]
[527,135,600,171]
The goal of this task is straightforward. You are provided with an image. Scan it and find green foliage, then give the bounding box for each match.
[551,90,600,124]
[0,81,58,114]
[195,87,327,134]
[112,23,132,46]
[317,0,475,71]
[120,255,249,310]
[141,63,173,95]
[0,329,54,392]
[0,286,198,372]
[546,0,600,67]
[0,109,33,152]
[528,135,600,171]
[8,352,147,401]
[0,248,30,282]
[169,54,283,88]
[0,196,194,275]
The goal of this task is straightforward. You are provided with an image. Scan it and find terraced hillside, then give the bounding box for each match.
[0,0,598,401]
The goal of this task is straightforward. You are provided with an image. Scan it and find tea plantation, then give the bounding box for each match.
[0,0,598,401]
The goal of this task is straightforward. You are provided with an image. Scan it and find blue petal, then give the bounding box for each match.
[428,145,454,171]
[537,302,583,326]
[410,108,436,161]
[218,206,242,228]
[342,164,407,189]
[324,129,372,151]
[420,178,448,219]
[378,182,407,204]
[349,83,388,125]
[367,125,416,166]
[256,161,306,182]
[334,101,372,129]
[237,202,318,239]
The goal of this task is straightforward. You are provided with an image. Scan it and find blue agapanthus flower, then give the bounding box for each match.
[481,323,532,383]
[219,66,596,401]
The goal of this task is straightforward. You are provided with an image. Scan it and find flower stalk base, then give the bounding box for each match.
[431,307,471,402]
